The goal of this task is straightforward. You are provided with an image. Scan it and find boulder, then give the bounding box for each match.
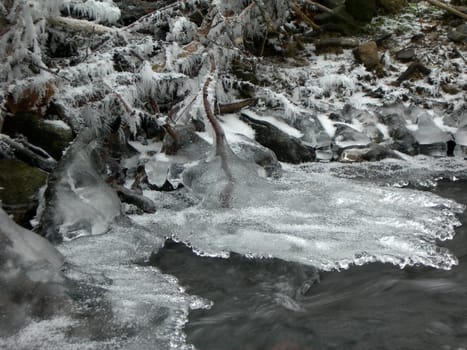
[355,41,380,70]
[240,113,316,164]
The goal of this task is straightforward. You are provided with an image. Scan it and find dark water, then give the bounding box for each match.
[152,180,467,350]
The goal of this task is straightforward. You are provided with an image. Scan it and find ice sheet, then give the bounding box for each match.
[135,157,464,271]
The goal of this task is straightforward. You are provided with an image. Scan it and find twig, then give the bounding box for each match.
[425,0,467,20]
[30,62,72,82]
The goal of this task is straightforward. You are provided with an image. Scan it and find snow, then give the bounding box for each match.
[43,119,72,130]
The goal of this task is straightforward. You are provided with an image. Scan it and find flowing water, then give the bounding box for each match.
[153,179,467,350]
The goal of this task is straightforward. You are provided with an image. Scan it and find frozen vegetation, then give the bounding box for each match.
[0,0,466,348]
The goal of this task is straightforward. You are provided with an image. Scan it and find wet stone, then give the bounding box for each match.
[448,24,467,43]
[396,47,416,62]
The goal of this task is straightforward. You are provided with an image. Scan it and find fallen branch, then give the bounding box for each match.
[216,98,258,115]
[202,55,234,207]
[112,184,157,213]
[0,134,57,172]
[314,37,360,49]
[425,0,467,20]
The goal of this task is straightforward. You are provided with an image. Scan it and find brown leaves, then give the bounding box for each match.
[5,82,55,114]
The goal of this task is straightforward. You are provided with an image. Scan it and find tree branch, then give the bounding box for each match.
[425,0,467,20]
[202,55,234,207]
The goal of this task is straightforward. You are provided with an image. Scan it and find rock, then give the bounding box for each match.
[448,23,467,43]
[396,62,431,84]
[339,144,398,162]
[355,41,380,70]
[240,113,316,164]
[3,112,73,160]
[346,0,378,22]
[377,0,407,14]
[0,160,48,227]
[230,135,282,178]
[161,125,211,159]
[395,47,416,62]
[378,113,419,155]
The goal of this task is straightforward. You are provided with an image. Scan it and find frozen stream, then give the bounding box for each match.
[156,179,467,350]
[1,159,466,349]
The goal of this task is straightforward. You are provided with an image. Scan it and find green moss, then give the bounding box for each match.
[0,160,47,205]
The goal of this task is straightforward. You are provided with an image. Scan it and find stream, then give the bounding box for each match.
[154,179,467,350]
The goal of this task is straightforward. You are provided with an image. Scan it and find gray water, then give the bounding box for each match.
[152,179,467,350]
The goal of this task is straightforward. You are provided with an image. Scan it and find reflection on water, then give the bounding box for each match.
[153,180,467,350]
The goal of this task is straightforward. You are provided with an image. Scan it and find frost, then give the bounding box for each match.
[61,0,121,23]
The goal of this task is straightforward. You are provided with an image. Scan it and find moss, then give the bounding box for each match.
[0,160,47,205]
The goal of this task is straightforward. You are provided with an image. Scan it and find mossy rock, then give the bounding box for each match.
[0,160,48,226]
[3,112,73,160]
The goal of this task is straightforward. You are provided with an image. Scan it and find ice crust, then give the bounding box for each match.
[136,155,465,271]
[0,222,208,350]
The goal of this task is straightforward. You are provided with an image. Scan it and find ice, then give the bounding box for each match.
[411,114,449,145]
[0,208,64,269]
[0,220,209,349]
[39,130,121,241]
[135,157,464,271]
[0,208,66,336]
